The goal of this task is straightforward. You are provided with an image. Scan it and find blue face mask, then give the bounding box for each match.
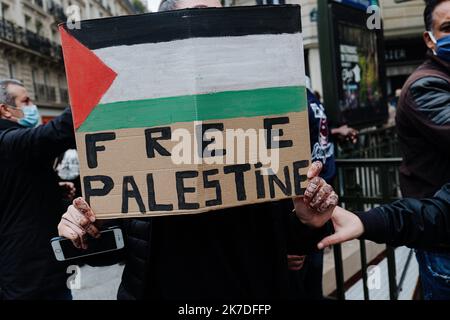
[428,32,450,62]
[18,105,40,128]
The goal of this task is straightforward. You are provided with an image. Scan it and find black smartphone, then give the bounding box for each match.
[51,227,125,261]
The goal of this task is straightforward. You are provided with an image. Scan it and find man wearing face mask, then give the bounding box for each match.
[396,0,450,300]
[0,79,76,300]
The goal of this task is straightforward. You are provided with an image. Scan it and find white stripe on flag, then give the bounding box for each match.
[95,33,305,104]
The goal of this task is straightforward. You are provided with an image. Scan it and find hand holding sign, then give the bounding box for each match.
[293,161,339,228]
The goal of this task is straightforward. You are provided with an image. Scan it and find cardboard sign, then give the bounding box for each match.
[60,5,311,219]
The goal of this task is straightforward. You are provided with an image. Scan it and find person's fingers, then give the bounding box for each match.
[287,255,306,271]
[85,223,101,239]
[287,255,305,262]
[310,184,333,211]
[60,182,74,191]
[68,185,76,194]
[58,218,84,249]
[307,161,323,180]
[61,215,86,238]
[67,206,91,229]
[288,265,304,271]
[66,206,100,240]
[58,221,80,242]
[317,192,339,213]
[80,234,89,250]
[304,177,325,206]
[318,233,344,250]
[72,237,82,249]
[73,197,96,223]
[288,261,303,269]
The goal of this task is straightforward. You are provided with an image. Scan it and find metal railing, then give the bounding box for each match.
[47,0,68,23]
[0,19,62,60]
[336,126,401,159]
[34,83,57,102]
[331,157,414,300]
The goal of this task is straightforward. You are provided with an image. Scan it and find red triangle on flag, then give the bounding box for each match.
[59,27,117,130]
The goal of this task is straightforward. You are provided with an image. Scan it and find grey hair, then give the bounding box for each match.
[159,0,181,11]
[0,79,23,107]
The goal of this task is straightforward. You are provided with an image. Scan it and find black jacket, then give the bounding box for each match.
[90,200,329,300]
[0,108,75,299]
[357,183,450,251]
[397,53,450,198]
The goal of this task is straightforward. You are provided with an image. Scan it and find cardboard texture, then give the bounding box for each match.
[60,5,312,219]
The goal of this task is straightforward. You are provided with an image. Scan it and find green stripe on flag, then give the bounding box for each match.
[78,86,307,132]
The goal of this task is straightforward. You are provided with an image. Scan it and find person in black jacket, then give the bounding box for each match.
[0,79,76,300]
[300,183,450,251]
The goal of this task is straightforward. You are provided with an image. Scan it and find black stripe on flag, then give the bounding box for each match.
[61,5,302,50]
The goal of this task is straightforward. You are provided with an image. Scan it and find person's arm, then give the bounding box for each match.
[405,76,450,156]
[331,125,359,144]
[357,184,450,249]
[318,184,450,250]
[0,107,75,160]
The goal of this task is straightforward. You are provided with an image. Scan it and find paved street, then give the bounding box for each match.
[71,264,124,300]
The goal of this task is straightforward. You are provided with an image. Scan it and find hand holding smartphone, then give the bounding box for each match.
[52,227,124,261]
[55,198,124,262]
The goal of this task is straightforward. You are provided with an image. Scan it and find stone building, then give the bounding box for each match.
[0,0,139,120]
[226,0,427,98]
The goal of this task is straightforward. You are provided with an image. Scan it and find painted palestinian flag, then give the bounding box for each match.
[60,5,312,219]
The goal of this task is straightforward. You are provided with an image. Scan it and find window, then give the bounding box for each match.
[36,20,43,35]
[1,3,10,20]
[25,14,32,30]
[8,61,16,78]
[51,28,57,42]
[44,70,50,85]
[32,68,38,87]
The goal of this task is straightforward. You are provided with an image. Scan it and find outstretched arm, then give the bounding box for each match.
[318,183,450,250]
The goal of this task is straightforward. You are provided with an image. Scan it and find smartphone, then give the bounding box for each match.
[51,227,125,262]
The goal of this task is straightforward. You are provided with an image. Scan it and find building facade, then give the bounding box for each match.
[0,0,139,120]
[226,0,426,99]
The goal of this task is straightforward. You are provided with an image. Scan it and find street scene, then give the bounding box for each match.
[0,0,449,307]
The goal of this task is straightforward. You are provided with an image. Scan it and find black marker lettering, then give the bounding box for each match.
[196,123,226,158]
[85,133,116,169]
[264,117,293,149]
[293,160,309,195]
[122,176,146,214]
[268,166,292,198]
[83,175,114,205]
[147,174,173,211]
[203,169,222,207]
[224,164,251,201]
[176,171,200,210]
[145,127,171,158]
